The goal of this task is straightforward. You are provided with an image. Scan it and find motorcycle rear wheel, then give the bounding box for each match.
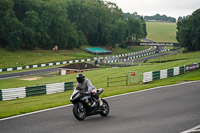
[100,99,109,116]
[73,102,86,121]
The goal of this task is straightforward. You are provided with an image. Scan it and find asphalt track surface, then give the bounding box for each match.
[0,67,58,80]
[1,81,200,133]
[124,50,174,64]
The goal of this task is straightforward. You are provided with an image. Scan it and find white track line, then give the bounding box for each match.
[0,76,20,80]
[0,104,73,121]
[0,80,200,121]
[181,125,200,133]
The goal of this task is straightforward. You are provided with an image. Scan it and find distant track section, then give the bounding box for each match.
[0,67,58,80]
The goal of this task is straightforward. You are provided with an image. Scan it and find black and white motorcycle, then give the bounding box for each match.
[70,88,109,121]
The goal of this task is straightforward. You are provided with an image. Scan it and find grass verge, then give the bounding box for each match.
[146,22,177,42]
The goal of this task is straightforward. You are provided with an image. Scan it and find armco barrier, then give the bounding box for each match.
[2,87,26,101]
[26,85,46,97]
[143,72,153,83]
[174,67,180,76]
[0,82,74,101]
[153,71,160,80]
[64,82,74,91]
[0,90,2,101]
[179,66,185,74]
[46,82,65,95]
[160,69,167,79]
[167,68,174,77]
[143,63,199,83]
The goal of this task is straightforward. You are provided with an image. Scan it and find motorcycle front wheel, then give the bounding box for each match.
[100,99,109,116]
[73,102,86,121]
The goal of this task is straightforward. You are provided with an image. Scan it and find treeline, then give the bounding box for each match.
[0,0,147,51]
[144,14,176,23]
[176,8,200,51]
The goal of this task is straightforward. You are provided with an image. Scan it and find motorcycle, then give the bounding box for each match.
[70,87,109,121]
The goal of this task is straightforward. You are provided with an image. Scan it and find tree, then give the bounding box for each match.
[127,16,145,42]
[0,0,147,50]
[3,16,23,51]
[176,9,200,51]
[22,11,42,49]
[109,19,127,49]
[177,16,183,22]
[140,17,147,38]
[144,14,176,23]
[0,0,23,51]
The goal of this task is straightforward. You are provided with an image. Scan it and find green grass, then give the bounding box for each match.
[146,22,177,42]
[0,48,92,68]
[165,46,174,50]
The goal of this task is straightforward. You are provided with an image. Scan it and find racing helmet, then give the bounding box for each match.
[77,73,85,83]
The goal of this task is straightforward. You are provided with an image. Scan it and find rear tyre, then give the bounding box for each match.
[100,99,109,116]
[73,102,86,121]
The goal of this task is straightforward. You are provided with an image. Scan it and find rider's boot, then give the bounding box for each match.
[98,98,103,107]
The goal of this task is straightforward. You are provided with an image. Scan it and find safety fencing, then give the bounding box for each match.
[143,63,200,83]
[0,82,74,101]
[107,75,128,87]
[107,71,142,87]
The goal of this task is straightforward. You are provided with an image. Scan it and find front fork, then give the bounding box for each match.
[78,102,84,112]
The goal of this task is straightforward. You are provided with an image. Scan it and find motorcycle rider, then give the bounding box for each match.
[72,73,103,107]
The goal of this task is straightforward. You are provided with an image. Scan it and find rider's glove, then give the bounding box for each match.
[92,88,97,95]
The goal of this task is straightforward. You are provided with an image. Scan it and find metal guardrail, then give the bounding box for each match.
[0,82,74,101]
[143,63,200,83]
[26,85,46,97]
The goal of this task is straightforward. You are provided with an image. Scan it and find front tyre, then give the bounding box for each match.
[73,102,86,121]
[100,99,109,116]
